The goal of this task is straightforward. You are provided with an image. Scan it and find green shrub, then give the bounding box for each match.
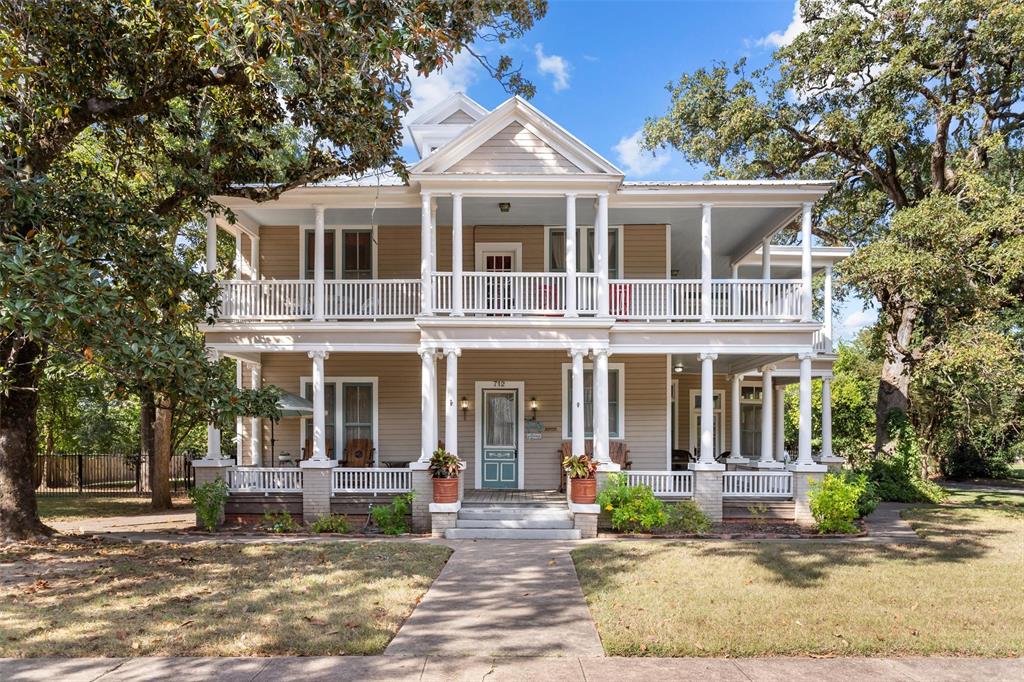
[867,412,946,503]
[840,470,880,517]
[370,492,413,535]
[596,474,667,532]
[940,442,1012,480]
[262,511,300,533]
[188,478,228,532]
[309,514,351,534]
[808,473,865,534]
[663,500,712,534]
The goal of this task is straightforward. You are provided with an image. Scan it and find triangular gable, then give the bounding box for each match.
[411,96,624,176]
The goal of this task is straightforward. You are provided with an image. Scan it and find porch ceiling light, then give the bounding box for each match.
[673,363,684,374]
[498,201,511,213]
[460,396,469,420]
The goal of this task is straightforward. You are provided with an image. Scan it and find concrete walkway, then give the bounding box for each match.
[49,511,194,535]
[2,656,1020,681]
[386,540,604,657]
[862,502,921,543]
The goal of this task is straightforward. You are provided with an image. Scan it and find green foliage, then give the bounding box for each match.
[808,473,865,534]
[370,493,413,535]
[597,474,667,533]
[262,511,300,533]
[308,514,351,534]
[188,478,228,532]
[840,471,880,518]
[428,448,461,479]
[562,453,598,480]
[664,500,712,534]
[867,413,946,503]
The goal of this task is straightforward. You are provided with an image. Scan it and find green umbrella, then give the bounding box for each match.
[269,391,314,465]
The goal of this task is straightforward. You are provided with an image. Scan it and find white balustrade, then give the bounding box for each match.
[624,470,694,497]
[226,467,302,493]
[722,471,793,497]
[218,280,313,320]
[609,280,702,320]
[710,280,803,320]
[576,273,599,314]
[462,272,567,315]
[431,272,452,312]
[324,279,420,318]
[812,329,833,353]
[332,467,413,494]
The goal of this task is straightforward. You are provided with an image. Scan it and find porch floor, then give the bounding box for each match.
[463,489,565,506]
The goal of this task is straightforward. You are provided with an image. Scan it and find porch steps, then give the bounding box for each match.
[445,503,580,540]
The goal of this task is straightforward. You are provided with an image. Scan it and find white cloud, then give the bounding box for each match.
[836,305,878,340]
[613,128,670,178]
[756,0,806,48]
[405,50,480,121]
[534,43,571,92]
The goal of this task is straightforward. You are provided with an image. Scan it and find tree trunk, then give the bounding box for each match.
[0,334,52,541]
[140,391,155,494]
[875,303,916,455]
[151,397,173,510]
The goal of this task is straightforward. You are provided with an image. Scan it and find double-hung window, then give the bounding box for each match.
[303,227,374,280]
[304,229,337,279]
[563,365,623,438]
[547,227,620,279]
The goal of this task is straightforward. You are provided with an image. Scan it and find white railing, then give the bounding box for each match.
[722,471,793,497]
[609,280,702,320]
[226,467,302,493]
[710,280,803,320]
[219,280,314,320]
[624,470,694,497]
[576,273,599,314]
[324,279,420,318]
[332,467,413,494]
[432,272,451,312]
[813,329,833,353]
[462,272,567,315]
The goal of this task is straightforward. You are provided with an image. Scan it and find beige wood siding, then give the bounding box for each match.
[440,110,475,124]
[449,122,583,174]
[623,225,668,278]
[258,226,300,280]
[377,225,421,278]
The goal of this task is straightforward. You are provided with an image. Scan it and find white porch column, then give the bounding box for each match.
[444,348,460,456]
[312,205,326,322]
[234,233,242,278]
[700,203,713,322]
[451,192,464,316]
[595,192,610,317]
[727,373,747,464]
[419,348,437,462]
[250,364,262,466]
[205,348,222,458]
[235,359,243,465]
[431,197,438,276]
[697,352,717,463]
[570,349,586,456]
[821,377,833,460]
[308,350,330,460]
[793,353,819,468]
[774,385,785,461]
[250,236,260,280]
[205,213,218,275]
[761,236,771,315]
[823,264,833,351]
[420,192,433,315]
[592,348,614,467]
[565,193,578,317]
[801,202,813,322]
[757,365,781,468]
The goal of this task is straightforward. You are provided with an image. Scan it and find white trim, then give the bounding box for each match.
[672,377,681,451]
[473,380,526,490]
[299,375,379,465]
[299,224,376,279]
[474,241,523,272]
[559,361,626,440]
[688,388,725,456]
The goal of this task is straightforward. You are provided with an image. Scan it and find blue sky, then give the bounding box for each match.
[401,0,876,340]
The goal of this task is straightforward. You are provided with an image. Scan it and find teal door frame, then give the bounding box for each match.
[476,381,524,490]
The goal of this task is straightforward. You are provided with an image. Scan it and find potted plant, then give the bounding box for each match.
[429,447,461,503]
[563,454,598,504]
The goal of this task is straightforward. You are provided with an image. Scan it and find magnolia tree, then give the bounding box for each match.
[642,0,1024,455]
[0,0,546,540]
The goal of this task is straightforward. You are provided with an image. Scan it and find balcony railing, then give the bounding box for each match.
[226,467,302,493]
[812,329,833,353]
[722,471,793,498]
[217,276,808,322]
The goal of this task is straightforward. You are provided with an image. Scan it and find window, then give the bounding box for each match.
[586,227,620,280]
[300,376,378,463]
[342,229,373,280]
[303,381,337,457]
[689,389,724,457]
[562,364,624,438]
[547,228,580,272]
[342,382,373,446]
[546,226,620,278]
[740,384,763,457]
[303,229,336,279]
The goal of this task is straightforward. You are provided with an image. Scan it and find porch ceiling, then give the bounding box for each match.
[669,352,800,377]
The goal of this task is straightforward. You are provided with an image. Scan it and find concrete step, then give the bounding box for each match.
[444,527,582,540]
[456,517,574,529]
[458,508,572,522]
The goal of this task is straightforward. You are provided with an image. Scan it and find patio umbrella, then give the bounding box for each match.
[269,391,314,466]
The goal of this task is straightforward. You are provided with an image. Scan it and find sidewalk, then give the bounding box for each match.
[2,656,1019,681]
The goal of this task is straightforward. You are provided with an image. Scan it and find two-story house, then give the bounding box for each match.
[195,94,850,539]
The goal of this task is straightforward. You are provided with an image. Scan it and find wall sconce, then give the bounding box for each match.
[460,397,469,420]
[498,201,511,213]
[673,363,684,374]
[529,396,539,420]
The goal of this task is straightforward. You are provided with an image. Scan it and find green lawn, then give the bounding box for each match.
[573,493,1024,657]
[0,540,451,656]
[36,496,191,521]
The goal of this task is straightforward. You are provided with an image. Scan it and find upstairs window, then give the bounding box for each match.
[303,228,336,280]
[342,229,373,280]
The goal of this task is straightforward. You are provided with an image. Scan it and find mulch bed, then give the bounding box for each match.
[600,519,867,540]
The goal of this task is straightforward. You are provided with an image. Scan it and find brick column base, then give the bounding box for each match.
[300,460,335,523]
[191,459,233,528]
[792,470,826,525]
[692,468,725,523]
[409,466,433,533]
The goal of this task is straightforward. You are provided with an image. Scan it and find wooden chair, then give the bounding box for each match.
[344,438,375,467]
[557,440,632,492]
[302,439,335,461]
[609,441,632,470]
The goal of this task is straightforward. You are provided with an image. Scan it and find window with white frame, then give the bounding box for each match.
[303,228,337,280]
[561,363,625,439]
[301,377,378,462]
[301,226,375,280]
[341,229,373,280]
[689,389,724,458]
[546,226,622,279]
[740,384,763,457]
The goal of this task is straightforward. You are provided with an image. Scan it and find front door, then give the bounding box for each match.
[484,251,515,313]
[481,388,519,489]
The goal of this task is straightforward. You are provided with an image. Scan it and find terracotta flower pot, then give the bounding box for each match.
[433,477,459,504]
[571,477,597,504]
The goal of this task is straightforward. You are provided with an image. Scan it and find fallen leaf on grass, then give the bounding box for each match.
[303,616,327,626]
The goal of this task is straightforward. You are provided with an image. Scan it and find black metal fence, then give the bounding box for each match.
[33,453,195,496]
